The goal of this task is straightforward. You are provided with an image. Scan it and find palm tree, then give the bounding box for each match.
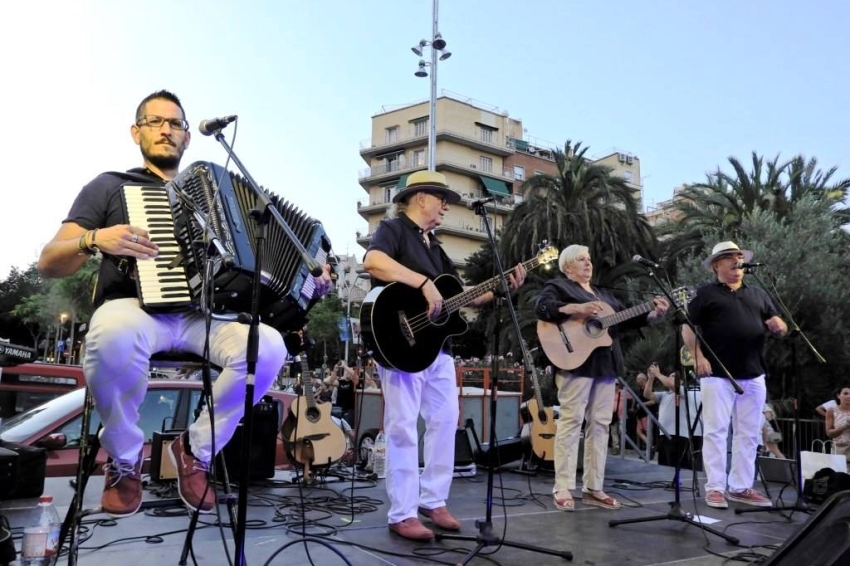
[501,141,657,272]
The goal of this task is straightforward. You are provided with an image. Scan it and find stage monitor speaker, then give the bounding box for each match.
[763,490,850,565]
[221,400,278,480]
[150,431,180,482]
[418,427,476,468]
[0,441,45,501]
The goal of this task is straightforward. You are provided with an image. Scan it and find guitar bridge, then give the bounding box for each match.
[398,311,415,347]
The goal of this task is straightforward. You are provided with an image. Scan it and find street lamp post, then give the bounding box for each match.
[412,0,451,172]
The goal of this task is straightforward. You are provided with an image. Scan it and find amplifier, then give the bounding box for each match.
[222,401,279,480]
[0,442,46,500]
[149,431,181,482]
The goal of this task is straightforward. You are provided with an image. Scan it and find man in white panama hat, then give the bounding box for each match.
[363,170,527,541]
[682,241,788,509]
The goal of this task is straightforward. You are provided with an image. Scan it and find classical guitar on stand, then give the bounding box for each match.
[281,352,346,482]
[519,342,556,462]
[538,287,695,371]
[360,244,558,373]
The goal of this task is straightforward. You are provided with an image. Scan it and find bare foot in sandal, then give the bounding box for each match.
[582,489,621,510]
[553,489,575,511]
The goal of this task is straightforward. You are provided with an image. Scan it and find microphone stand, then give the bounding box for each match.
[609,265,740,544]
[735,267,825,518]
[208,127,322,565]
[435,201,572,564]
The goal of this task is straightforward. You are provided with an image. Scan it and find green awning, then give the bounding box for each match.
[480,175,510,198]
[396,173,410,189]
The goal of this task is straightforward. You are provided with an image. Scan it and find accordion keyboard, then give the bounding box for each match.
[122,185,193,309]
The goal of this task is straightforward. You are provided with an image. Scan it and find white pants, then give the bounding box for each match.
[378,352,459,524]
[85,298,286,464]
[553,372,615,492]
[701,375,766,493]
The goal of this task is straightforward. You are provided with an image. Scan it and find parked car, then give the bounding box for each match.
[0,379,296,477]
[0,363,86,423]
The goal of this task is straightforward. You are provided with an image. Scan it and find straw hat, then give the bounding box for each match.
[702,241,753,271]
[392,170,461,204]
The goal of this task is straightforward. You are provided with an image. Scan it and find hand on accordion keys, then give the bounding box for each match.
[312,264,333,298]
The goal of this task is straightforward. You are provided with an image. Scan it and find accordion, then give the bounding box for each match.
[122,161,331,331]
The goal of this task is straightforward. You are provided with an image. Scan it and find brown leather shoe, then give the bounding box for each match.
[418,506,461,531]
[388,518,435,541]
[101,449,143,518]
[168,431,215,513]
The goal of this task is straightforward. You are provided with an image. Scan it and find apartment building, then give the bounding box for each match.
[357,93,643,269]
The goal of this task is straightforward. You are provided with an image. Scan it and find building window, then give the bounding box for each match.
[413,149,425,167]
[480,156,493,173]
[534,170,544,177]
[385,126,399,144]
[478,125,496,144]
[623,170,633,183]
[514,165,525,181]
[383,186,394,203]
[384,152,403,172]
[413,118,428,137]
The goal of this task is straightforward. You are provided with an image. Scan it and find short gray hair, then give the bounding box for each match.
[559,245,589,271]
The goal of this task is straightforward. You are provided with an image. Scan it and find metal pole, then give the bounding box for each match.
[344,289,352,365]
[427,0,439,171]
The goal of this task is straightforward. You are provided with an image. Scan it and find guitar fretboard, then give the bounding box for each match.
[443,254,548,314]
[598,302,653,329]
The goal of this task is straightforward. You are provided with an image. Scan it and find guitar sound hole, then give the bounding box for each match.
[306,407,320,422]
[584,319,604,338]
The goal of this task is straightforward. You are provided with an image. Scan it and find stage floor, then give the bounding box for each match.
[2,455,810,565]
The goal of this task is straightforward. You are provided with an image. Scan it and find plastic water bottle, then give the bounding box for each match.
[373,430,387,479]
[21,495,61,565]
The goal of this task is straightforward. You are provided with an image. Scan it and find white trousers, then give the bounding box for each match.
[700,375,766,493]
[378,352,459,524]
[85,298,286,464]
[553,372,615,492]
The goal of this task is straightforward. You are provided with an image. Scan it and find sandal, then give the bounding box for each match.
[582,489,621,510]
[553,489,575,511]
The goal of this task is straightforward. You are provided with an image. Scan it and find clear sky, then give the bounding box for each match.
[1,0,846,278]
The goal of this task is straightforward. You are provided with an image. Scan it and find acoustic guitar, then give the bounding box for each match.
[520,342,556,462]
[281,353,347,481]
[360,244,558,373]
[538,287,694,371]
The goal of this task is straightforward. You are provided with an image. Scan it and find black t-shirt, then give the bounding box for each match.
[686,281,779,379]
[336,378,355,411]
[535,277,648,378]
[64,168,165,306]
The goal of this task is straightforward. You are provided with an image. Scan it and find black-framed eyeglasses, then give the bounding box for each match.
[136,115,190,131]
[424,191,449,206]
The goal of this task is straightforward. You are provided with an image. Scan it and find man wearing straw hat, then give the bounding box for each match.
[682,241,787,509]
[363,171,526,541]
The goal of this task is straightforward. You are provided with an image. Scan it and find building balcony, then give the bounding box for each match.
[359,126,514,162]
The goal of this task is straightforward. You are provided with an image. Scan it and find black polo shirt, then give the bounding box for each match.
[366,213,460,284]
[366,213,461,354]
[687,281,779,379]
[535,277,647,378]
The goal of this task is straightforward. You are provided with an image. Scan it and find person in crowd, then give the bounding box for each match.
[816,397,838,418]
[325,359,358,426]
[629,372,656,453]
[37,90,331,517]
[643,364,703,470]
[535,244,668,512]
[610,381,626,453]
[825,386,850,462]
[682,241,787,509]
[760,403,785,459]
[362,170,526,541]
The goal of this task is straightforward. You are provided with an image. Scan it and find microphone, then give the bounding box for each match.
[198,115,237,136]
[733,262,766,270]
[467,197,495,210]
[632,254,661,269]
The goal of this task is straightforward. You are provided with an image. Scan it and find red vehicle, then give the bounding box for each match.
[0,379,295,477]
[0,363,86,422]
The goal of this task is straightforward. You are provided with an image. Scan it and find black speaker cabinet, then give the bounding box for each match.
[221,401,278,480]
[418,427,476,468]
[0,441,46,500]
[763,490,850,565]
